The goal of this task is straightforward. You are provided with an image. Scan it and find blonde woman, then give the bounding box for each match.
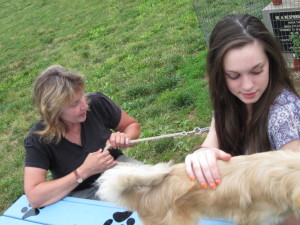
[24,65,141,208]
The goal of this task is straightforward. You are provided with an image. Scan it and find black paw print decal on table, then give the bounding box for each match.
[21,205,44,219]
[103,211,135,225]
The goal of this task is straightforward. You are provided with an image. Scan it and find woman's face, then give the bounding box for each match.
[60,93,88,125]
[223,41,269,112]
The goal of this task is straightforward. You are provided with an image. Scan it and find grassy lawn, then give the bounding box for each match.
[0,0,210,213]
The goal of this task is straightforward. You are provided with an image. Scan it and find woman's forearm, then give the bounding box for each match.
[25,170,79,208]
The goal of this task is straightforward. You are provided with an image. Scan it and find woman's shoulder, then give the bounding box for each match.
[268,89,300,132]
[84,92,121,129]
[27,120,44,135]
[87,92,119,108]
[86,92,121,119]
[24,120,45,145]
[87,92,111,101]
[268,89,300,149]
[273,89,300,105]
[87,92,116,107]
[271,89,300,112]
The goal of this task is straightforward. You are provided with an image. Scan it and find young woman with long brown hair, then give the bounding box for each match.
[185,14,300,224]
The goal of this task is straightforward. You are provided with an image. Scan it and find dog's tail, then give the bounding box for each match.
[95,162,173,209]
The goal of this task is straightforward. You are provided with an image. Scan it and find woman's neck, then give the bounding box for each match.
[65,123,82,145]
[246,104,253,124]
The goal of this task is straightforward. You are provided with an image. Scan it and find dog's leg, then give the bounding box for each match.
[245,202,281,225]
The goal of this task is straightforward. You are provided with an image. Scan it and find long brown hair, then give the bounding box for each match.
[207,14,297,155]
[33,65,85,143]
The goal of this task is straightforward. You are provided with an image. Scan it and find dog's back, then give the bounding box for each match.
[96,150,300,225]
[207,150,300,224]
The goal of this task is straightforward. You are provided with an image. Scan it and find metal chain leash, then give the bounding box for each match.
[103,126,210,151]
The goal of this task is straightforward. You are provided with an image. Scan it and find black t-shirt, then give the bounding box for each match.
[24,92,123,190]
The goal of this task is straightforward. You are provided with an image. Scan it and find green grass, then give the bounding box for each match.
[0,0,210,214]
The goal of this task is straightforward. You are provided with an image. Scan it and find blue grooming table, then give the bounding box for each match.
[0,195,236,225]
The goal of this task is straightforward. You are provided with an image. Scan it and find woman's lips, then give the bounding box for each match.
[80,112,87,117]
[242,92,256,99]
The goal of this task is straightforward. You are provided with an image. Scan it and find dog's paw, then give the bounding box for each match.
[113,211,133,222]
[103,219,113,225]
[21,204,44,219]
[103,210,135,225]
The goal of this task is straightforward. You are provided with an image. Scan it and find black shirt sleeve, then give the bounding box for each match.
[87,92,122,129]
[24,121,52,170]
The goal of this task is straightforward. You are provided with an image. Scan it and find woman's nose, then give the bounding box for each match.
[80,98,88,110]
[241,75,254,91]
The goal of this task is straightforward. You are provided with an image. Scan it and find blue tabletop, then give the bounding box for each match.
[0,195,236,225]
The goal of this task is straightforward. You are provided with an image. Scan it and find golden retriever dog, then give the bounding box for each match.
[96,150,300,225]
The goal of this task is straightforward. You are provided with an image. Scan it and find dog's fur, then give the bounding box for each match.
[96,150,300,225]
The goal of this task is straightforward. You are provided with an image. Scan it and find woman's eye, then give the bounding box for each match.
[251,70,262,75]
[226,73,240,80]
[70,101,79,107]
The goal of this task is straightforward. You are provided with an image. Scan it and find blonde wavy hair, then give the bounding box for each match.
[33,65,85,143]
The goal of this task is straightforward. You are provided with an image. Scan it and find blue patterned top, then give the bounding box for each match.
[268,89,300,149]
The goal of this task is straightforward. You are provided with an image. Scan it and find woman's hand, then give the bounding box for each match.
[106,131,134,149]
[107,110,140,150]
[78,149,117,178]
[185,147,231,189]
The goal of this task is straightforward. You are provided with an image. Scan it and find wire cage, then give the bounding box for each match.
[192,0,300,72]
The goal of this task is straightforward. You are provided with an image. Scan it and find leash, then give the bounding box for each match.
[103,126,210,151]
